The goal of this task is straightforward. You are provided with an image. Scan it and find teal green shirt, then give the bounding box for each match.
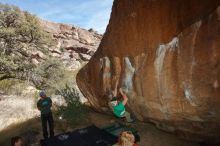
[113,102,125,117]
[37,97,52,115]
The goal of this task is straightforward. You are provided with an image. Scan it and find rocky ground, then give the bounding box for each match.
[0,86,39,132]
[0,111,199,146]
[0,85,67,132]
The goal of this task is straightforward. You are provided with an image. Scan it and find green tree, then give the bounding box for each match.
[32,58,65,89]
[55,85,88,126]
[0,3,61,90]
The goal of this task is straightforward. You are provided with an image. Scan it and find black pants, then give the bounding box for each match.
[41,112,54,139]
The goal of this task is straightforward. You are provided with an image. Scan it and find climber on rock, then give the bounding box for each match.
[109,81,134,123]
[37,91,54,139]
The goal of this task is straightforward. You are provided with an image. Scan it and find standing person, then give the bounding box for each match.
[37,91,54,139]
[109,81,134,123]
[11,136,23,146]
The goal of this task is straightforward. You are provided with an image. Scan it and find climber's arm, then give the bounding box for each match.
[119,88,128,105]
[113,79,119,97]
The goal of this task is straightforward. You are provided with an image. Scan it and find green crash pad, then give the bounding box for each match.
[102,122,140,142]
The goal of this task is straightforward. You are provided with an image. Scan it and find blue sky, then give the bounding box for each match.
[0,0,113,33]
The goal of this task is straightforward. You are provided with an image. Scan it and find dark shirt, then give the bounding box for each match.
[37,97,52,115]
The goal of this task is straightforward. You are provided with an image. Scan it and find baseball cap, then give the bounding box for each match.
[39,91,46,97]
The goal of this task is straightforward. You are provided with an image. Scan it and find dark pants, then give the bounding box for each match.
[41,112,54,139]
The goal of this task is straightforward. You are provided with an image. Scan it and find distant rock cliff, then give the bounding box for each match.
[77,0,220,143]
[35,20,102,70]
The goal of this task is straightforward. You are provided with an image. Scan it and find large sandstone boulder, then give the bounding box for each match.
[77,0,220,143]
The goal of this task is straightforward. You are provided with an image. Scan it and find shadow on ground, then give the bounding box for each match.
[0,111,200,146]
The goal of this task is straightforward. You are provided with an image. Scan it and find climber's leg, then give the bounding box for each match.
[124,111,134,123]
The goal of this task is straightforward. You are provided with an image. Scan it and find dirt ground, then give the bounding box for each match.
[89,112,199,146]
[0,111,199,146]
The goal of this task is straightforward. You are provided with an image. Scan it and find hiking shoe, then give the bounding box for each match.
[127,118,135,123]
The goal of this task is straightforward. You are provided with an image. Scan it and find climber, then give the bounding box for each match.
[109,80,134,123]
[37,91,54,139]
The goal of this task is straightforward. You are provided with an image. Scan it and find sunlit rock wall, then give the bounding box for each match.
[77,0,220,143]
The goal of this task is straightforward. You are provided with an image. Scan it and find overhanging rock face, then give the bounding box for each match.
[77,0,220,142]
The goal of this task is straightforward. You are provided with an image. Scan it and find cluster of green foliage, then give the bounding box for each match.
[0,79,27,95]
[55,85,88,126]
[0,79,17,93]
[31,58,65,89]
[0,3,65,91]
